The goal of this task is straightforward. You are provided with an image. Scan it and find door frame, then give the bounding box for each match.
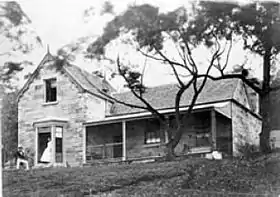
[33,119,67,167]
[37,130,51,163]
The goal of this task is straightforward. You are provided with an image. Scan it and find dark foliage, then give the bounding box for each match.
[1,90,18,165]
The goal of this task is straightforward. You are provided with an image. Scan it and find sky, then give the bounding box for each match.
[3,0,264,90]
[18,0,194,55]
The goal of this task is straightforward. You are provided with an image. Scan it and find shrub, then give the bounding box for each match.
[236,142,260,160]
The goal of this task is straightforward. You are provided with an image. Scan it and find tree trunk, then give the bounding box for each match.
[164,126,185,161]
[164,142,175,161]
[260,47,272,153]
[161,118,176,161]
[260,93,271,153]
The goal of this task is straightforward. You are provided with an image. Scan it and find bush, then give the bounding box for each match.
[236,142,260,160]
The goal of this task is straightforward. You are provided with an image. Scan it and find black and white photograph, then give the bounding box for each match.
[1,0,280,196]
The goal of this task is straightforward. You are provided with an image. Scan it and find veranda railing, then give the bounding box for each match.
[86,142,123,161]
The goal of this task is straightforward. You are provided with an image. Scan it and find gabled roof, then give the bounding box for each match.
[109,78,240,116]
[17,53,115,102]
[17,52,54,101]
[63,63,115,98]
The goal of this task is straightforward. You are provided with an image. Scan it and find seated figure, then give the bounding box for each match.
[15,145,29,170]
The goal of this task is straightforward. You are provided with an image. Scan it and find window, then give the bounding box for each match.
[55,127,63,163]
[144,119,161,144]
[145,130,160,144]
[196,132,210,147]
[45,78,57,102]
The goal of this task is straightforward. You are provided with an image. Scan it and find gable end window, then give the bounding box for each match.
[45,78,57,102]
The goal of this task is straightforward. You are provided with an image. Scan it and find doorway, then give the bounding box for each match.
[113,135,122,158]
[37,126,64,164]
[38,131,51,163]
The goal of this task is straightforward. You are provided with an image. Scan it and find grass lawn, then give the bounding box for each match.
[3,157,280,197]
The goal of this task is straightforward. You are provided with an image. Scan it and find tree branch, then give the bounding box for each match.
[196,73,262,93]
[173,77,195,133]
[155,48,186,87]
[105,93,149,110]
[166,32,188,70]
[140,49,149,97]
[68,61,149,111]
[117,56,166,120]
[178,30,198,74]
[138,48,190,71]
[216,38,233,75]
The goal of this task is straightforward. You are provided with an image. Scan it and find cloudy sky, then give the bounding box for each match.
[6,0,263,89]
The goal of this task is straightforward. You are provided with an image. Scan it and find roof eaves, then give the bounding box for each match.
[62,66,87,92]
[230,79,261,119]
[84,100,233,126]
[107,99,233,118]
[231,99,262,120]
[230,78,240,100]
[63,65,114,102]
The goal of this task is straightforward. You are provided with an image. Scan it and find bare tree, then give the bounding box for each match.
[84,4,259,159]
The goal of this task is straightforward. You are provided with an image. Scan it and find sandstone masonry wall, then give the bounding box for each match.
[18,64,99,166]
[231,102,262,155]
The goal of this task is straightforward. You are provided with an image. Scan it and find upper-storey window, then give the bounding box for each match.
[45,78,57,102]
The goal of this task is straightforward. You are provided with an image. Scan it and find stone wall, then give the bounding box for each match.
[18,63,97,166]
[126,119,164,158]
[231,102,262,155]
[83,92,106,121]
[233,80,251,110]
[231,80,261,155]
[268,87,280,149]
[269,89,280,131]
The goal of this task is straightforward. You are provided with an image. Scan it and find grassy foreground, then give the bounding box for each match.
[3,157,280,196]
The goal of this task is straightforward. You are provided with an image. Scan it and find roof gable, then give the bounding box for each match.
[17,52,54,101]
[233,79,251,109]
[110,78,241,116]
[17,53,115,102]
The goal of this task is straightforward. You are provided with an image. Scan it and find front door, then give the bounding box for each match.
[37,126,64,165]
[38,130,51,163]
[113,135,122,158]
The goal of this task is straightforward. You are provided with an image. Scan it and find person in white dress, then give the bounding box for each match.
[40,137,52,163]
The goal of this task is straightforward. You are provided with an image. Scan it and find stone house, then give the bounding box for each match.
[17,53,262,167]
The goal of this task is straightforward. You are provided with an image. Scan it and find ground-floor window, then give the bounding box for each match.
[196,132,210,147]
[145,119,161,144]
[55,126,63,163]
